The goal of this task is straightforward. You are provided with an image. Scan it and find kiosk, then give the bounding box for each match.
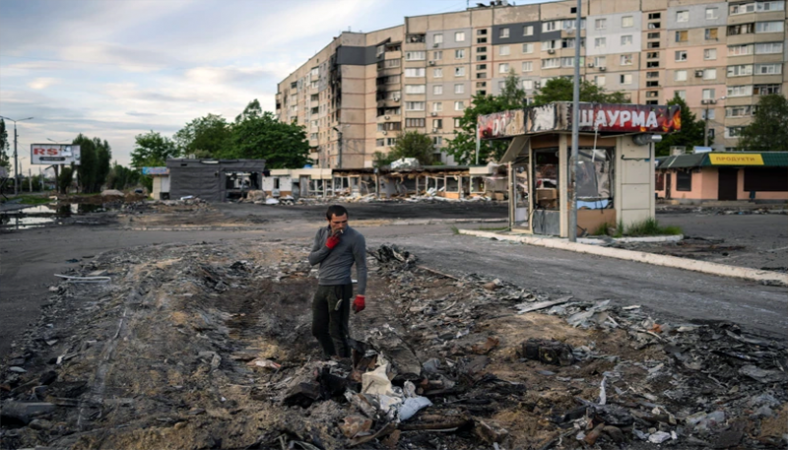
[478,102,681,237]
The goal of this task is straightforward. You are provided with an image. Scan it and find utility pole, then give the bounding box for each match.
[475,123,480,165]
[568,0,581,242]
[14,126,17,195]
[0,116,34,196]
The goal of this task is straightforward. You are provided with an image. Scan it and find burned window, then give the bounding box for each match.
[744,168,788,192]
[534,149,559,210]
[656,173,665,190]
[574,148,613,207]
[676,171,692,191]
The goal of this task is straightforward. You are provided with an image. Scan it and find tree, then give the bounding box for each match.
[532,77,629,106]
[389,131,435,165]
[445,71,526,165]
[736,94,788,151]
[174,114,232,158]
[107,163,141,190]
[235,98,263,123]
[0,118,9,170]
[58,165,74,194]
[73,134,96,193]
[372,151,395,168]
[655,95,707,157]
[94,138,112,191]
[70,134,111,193]
[227,100,311,169]
[131,131,179,168]
[500,69,527,106]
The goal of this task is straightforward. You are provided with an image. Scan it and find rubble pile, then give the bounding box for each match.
[150,197,211,209]
[657,204,787,216]
[1,242,786,450]
[287,193,495,207]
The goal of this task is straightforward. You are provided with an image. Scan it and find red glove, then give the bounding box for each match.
[326,234,340,249]
[352,295,365,313]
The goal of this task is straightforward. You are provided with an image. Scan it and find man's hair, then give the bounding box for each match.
[326,205,349,220]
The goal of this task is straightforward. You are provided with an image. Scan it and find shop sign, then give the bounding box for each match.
[142,167,170,175]
[478,109,526,139]
[575,104,681,133]
[709,154,764,166]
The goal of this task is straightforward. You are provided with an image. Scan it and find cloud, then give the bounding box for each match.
[58,42,176,73]
[27,77,59,89]
[2,0,465,175]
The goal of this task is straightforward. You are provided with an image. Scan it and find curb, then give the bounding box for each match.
[458,229,788,286]
[389,218,507,226]
[578,235,684,245]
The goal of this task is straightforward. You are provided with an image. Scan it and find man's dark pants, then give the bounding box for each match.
[311,284,352,358]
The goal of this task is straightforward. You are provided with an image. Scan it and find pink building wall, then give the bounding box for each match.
[656,168,788,201]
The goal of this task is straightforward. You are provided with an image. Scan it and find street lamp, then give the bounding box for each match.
[0,115,34,195]
[701,97,725,148]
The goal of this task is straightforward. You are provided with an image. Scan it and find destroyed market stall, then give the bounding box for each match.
[478,102,680,237]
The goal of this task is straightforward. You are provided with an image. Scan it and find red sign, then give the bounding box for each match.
[478,109,526,139]
[32,147,63,156]
[575,104,681,133]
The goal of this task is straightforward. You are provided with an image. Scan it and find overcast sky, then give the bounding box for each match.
[0,0,545,173]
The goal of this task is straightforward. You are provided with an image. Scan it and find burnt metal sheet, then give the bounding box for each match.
[532,209,561,236]
[166,159,265,202]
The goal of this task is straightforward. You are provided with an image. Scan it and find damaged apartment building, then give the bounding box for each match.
[276,0,788,169]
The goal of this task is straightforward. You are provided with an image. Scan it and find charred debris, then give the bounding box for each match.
[1,243,786,449]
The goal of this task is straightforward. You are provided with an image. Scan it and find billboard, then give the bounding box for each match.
[478,103,683,139]
[142,167,170,175]
[477,109,526,139]
[528,103,682,134]
[571,103,681,133]
[31,144,81,165]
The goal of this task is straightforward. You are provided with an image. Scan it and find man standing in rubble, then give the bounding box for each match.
[308,205,367,359]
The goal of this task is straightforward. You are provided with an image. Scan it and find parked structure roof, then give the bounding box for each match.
[657,152,788,170]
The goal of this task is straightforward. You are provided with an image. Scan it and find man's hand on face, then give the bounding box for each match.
[326,232,341,249]
[326,213,348,249]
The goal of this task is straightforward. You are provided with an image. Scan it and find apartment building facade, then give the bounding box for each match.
[276,0,788,169]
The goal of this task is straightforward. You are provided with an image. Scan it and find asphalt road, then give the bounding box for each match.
[657,212,788,270]
[2,204,786,357]
[393,230,787,339]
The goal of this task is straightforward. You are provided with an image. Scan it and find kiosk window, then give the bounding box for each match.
[534,149,559,210]
[575,148,612,200]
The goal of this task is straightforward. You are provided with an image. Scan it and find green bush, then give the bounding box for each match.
[625,218,682,237]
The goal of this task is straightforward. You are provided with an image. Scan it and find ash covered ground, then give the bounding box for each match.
[2,238,786,449]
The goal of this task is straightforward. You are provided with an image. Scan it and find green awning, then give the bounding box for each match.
[657,152,788,169]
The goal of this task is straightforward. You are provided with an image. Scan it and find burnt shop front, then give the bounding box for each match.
[478,102,680,237]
